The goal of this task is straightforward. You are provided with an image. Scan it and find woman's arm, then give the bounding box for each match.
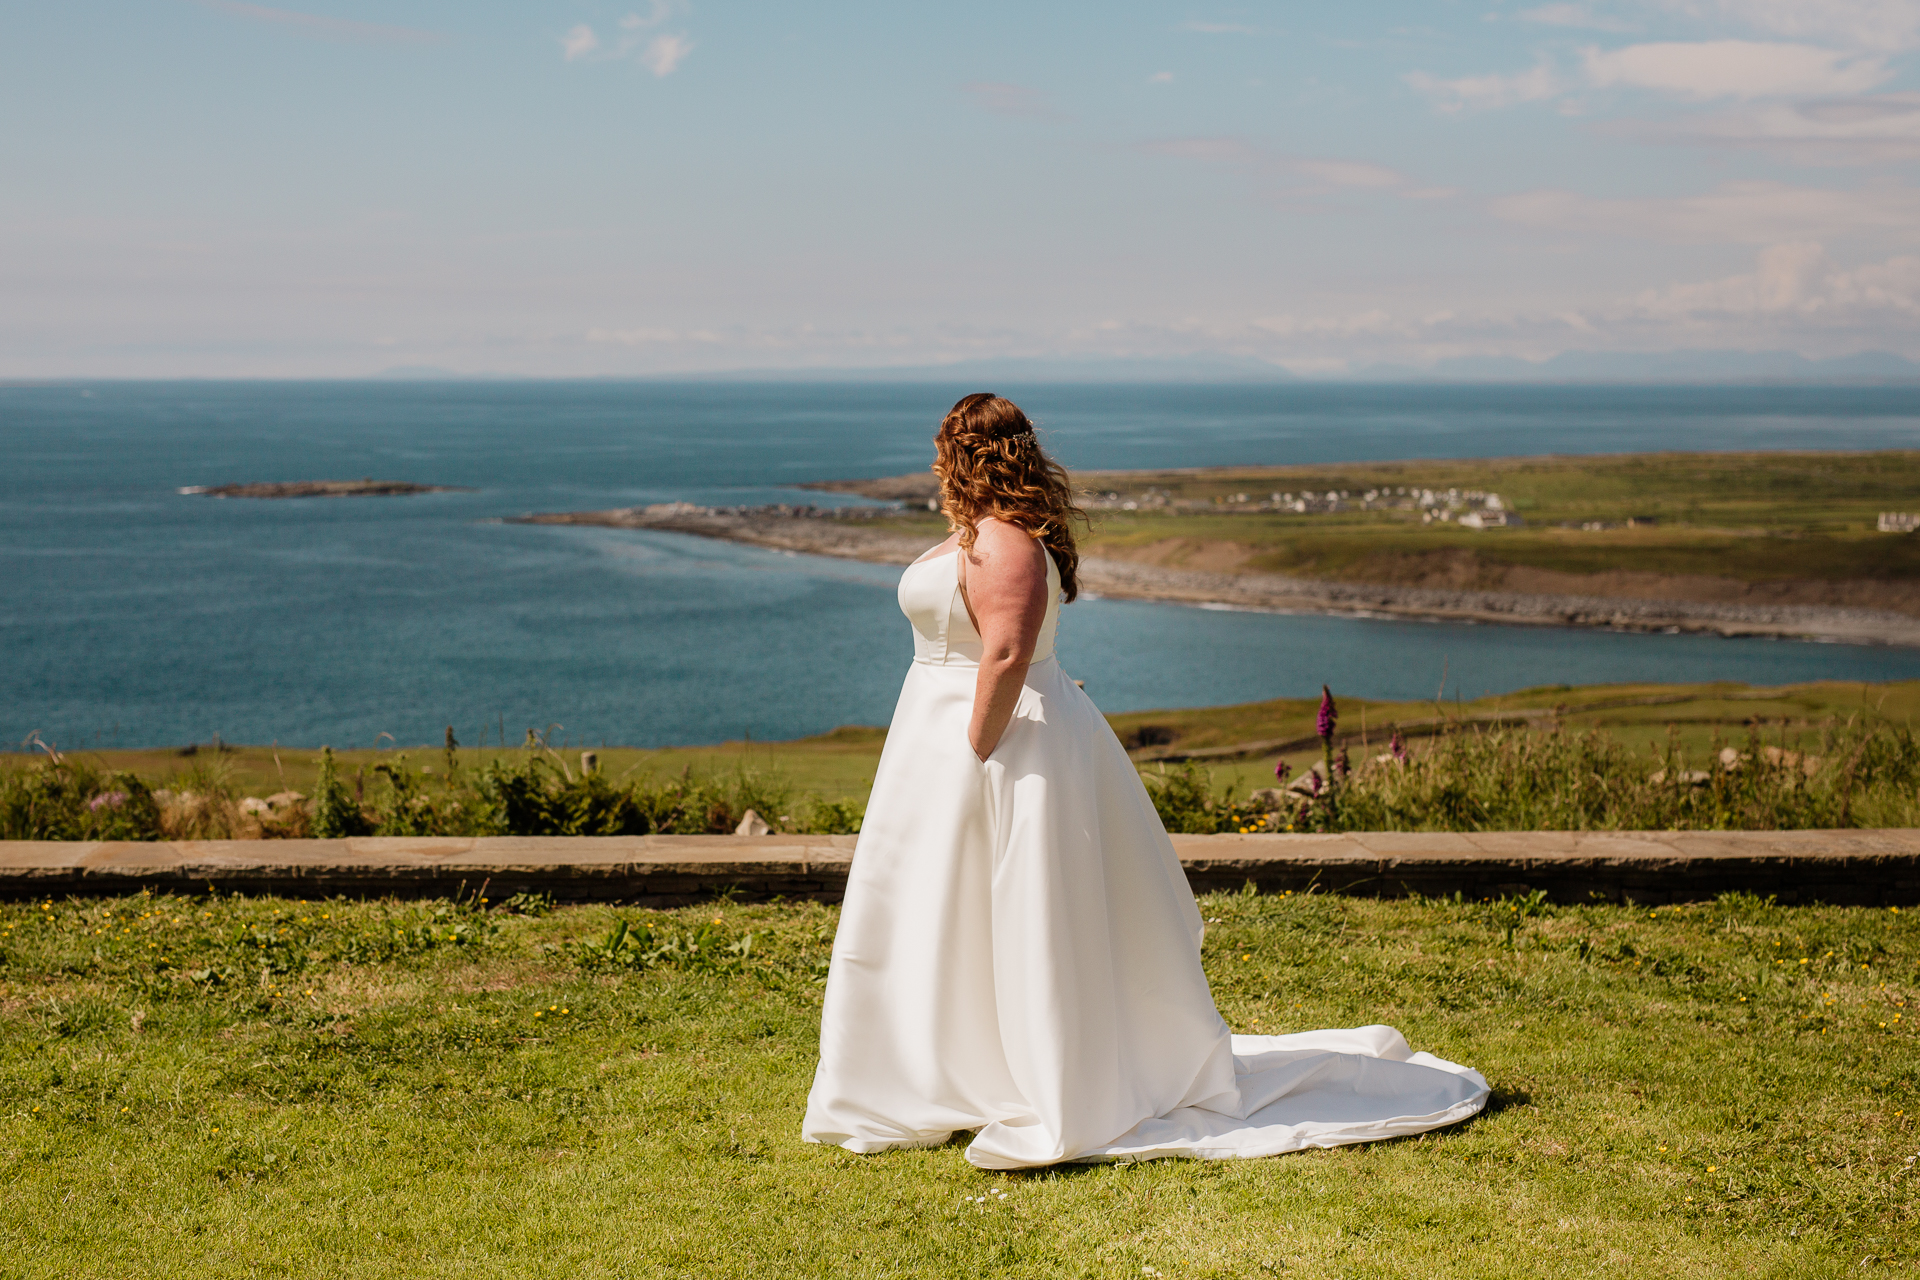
[963,518,1051,762]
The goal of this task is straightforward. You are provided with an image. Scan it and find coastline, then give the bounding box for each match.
[508,505,1920,647]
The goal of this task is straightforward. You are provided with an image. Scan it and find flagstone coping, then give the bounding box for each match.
[0,830,1913,906]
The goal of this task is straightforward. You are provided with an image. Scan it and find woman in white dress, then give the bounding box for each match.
[802,393,1487,1169]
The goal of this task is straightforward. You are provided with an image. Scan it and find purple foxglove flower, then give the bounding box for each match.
[1317,685,1337,740]
[1273,758,1291,781]
[1390,729,1406,763]
[1335,747,1350,780]
[1306,770,1322,796]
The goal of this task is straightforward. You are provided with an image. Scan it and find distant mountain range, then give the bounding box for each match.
[1365,349,1920,384]
[371,349,1920,385]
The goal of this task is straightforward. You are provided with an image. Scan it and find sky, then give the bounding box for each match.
[4,0,1920,377]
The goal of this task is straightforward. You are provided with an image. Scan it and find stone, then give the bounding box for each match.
[735,809,773,836]
[265,791,306,811]
[239,797,272,816]
[1247,788,1285,812]
[580,751,599,776]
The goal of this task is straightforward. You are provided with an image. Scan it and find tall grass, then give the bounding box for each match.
[0,747,863,841]
[1146,716,1920,834]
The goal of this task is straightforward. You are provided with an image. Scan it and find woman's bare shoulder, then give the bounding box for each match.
[970,518,1046,577]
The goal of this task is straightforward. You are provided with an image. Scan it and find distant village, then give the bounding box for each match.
[1082,484,1524,528]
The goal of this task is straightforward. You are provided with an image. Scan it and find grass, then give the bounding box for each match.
[10,680,1920,840]
[844,451,1920,595]
[0,889,1913,1277]
[1109,678,1920,798]
[59,724,888,808]
[1072,451,1920,593]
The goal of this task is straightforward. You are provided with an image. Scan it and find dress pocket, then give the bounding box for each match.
[1009,683,1048,726]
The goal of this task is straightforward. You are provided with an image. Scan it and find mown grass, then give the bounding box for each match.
[0,890,1913,1277]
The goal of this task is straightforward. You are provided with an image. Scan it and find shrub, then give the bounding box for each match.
[309,747,373,839]
[0,758,163,841]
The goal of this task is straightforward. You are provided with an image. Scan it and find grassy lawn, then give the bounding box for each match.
[1,890,1913,1277]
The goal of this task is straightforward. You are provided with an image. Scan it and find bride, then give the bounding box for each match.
[802,393,1487,1169]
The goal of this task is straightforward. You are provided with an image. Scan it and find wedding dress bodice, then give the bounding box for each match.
[898,544,1059,667]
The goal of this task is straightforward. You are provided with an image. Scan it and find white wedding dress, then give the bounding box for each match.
[802,544,1488,1168]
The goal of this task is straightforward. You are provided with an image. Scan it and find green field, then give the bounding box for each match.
[71,724,890,809]
[842,451,1920,603]
[46,678,1920,816]
[1,888,1912,1277]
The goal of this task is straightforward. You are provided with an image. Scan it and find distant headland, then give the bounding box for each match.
[178,479,473,499]
[508,450,1920,648]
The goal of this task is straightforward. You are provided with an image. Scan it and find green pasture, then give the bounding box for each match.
[50,678,1918,816]
[1079,450,1920,590]
[1111,679,1920,797]
[857,450,1920,590]
[1,890,1912,1277]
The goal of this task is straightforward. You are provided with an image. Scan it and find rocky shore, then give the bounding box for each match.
[510,503,1920,647]
[181,479,471,499]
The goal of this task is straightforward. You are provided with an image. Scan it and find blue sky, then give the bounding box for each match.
[5,0,1919,376]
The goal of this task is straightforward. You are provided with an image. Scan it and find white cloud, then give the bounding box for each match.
[561,4,692,74]
[640,34,692,76]
[1139,137,1455,201]
[1664,0,1920,53]
[560,24,598,61]
[1252,310,1411,338]
[1404,61,1562,111]
[1490,179,1920,243]
[1149,71,1175,83]
[1516,4,1637,32]
[1293,158,1406,188]
[1411,36,1892,114]
[960,82,1067,120]
[1632,242,1920,319]
[1624,91,1920,162]
[1581,40,1890,98]
[587,327,721,345]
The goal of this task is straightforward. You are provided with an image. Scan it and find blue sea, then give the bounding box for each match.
[6,380,1920,751]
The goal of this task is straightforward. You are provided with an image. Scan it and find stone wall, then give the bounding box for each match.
[3,830,1917,906]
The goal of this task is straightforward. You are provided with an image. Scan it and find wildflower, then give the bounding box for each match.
[1389,728,1406,763]
[1317,686,1337,740]
[1334,746,1350,780]
[1273,758,1290,782]
[88,791,127,812]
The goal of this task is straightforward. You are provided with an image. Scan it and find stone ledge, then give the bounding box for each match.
[0,830,1914,906]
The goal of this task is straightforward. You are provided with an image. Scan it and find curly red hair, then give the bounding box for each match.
[932,393,1088,602]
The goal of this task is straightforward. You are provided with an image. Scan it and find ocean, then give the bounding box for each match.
[6,380,1920,750]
